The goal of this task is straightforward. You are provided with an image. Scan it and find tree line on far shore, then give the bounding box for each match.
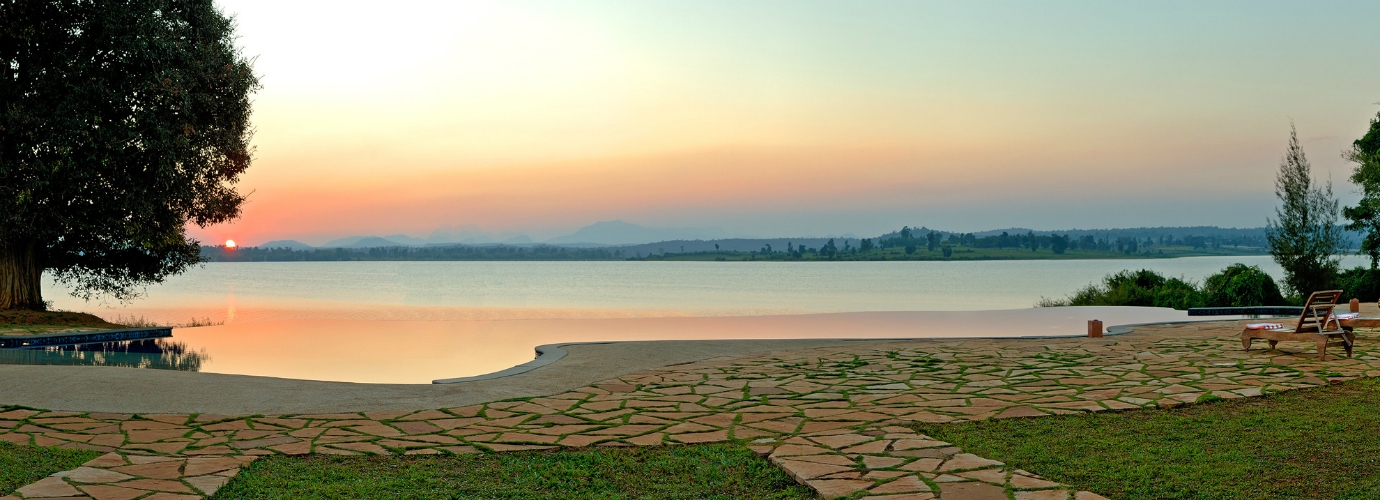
[1046,114,1380,308]
[201,245,628,262]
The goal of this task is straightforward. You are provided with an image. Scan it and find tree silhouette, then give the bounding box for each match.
[1267,124,1343,295]
[1,0,258,309]
[1343,109,1380,268]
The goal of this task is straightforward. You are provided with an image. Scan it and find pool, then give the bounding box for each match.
[0,307,1229,384]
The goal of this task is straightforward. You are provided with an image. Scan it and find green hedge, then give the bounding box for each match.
[1201,264,1286,307]
[1047,265,1285,310]
[1338,267,1380,302]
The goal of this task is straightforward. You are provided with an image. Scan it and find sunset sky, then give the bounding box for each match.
[199,0,1380,246]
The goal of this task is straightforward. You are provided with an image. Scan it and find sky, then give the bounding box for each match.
[196,0,1380,246]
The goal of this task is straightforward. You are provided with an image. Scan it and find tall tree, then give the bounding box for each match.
[1342,109,1380,268]
[0,0,258,310]
[1267,124,1343,296]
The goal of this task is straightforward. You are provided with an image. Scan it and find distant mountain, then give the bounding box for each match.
[319,235,418,248]
[426,224,529,244]
[382,234,427,246]
[318,236,369,248]
[547,220,737,245]
[351,236,407,248]
[256,239,314,251]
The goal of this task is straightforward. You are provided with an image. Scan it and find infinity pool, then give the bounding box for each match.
[0,307,1218,383]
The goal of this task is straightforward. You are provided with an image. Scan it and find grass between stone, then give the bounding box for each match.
[918,377,1380,500]
[0,442,101,496]
[211,443,813,500]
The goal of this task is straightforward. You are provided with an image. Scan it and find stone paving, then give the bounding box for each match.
[3,319,1378,499]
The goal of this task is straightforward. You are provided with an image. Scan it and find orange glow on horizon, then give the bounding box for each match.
[182,0,1376,246]
[224,240,237,249]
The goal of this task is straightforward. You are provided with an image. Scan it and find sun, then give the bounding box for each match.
[225,239,237,249]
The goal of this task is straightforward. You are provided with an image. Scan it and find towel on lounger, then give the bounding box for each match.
[1245,323,1285,330]
[1336,313,1359,320]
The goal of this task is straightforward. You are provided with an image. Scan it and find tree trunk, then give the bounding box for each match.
[0,239,44,310]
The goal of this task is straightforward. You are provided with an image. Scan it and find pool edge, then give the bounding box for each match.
[430,317,1218,384]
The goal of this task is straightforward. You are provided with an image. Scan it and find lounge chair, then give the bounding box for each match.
[1240,290,1355,359]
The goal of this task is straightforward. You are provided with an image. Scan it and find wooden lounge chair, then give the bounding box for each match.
[1241,290,1355,359]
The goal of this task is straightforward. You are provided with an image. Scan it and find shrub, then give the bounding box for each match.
[1152,277,1203,309]
[1201,264,1287,307]
[1064,269,1204,309]
[1337,267,1380,302]
[1050,266,1288,310]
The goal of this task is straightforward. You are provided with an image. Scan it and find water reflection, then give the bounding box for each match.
[0,306,1206,383]
[0,339,207,371]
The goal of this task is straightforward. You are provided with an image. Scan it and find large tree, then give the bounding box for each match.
[1342,109,1380,268]
[0,0,257,310]
[1267,124,1344,297]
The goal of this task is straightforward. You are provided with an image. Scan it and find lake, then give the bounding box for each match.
[43,255,1353,324]
[21,255,1349,383]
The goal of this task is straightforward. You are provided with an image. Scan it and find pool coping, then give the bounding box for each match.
[429,317,1234,384]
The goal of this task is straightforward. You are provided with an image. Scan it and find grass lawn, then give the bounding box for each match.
[212,443,813,500]
[918,377,1380,500]
[0,442,101,496]
[0,309,122,336]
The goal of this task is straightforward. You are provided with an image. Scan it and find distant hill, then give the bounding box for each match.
[382,234,427,246]
[615,238,839,256]
[319,235,419,248]
[425,224,532,244]
[871,226,1274,240]
[318,236,368,248]
[255,239,314,251]
[546,220,737,246]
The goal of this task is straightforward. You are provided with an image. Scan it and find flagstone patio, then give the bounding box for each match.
[2,318,1376,499]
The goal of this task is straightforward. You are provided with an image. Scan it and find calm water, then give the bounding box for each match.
[15,256,1343,383]
[44,255,1358,324]
[2,308,1200,383]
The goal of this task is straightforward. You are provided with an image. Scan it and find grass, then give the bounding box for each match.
[0,442,101,496]
[917,377,1380,500]
[0,310,223,335]
[110,315,224,328]
[212,443,813,500]
[0,309,121,335]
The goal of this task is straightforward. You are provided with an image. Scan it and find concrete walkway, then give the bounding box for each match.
[3,318,1378,499]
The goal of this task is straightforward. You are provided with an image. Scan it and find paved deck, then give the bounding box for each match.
[2,318,1377,499]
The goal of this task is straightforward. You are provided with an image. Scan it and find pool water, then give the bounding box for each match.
[2,307,1213,383]
[20,257,1316,384]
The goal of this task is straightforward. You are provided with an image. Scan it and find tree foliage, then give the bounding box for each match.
[1062,269,1202,310]
[1342,109,1380,268]
[0,0,257,309]
[1044,266,1287,310]
[1337,267,1380,303]
[1201,264,1285,308]
[1266,125,1343,297]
